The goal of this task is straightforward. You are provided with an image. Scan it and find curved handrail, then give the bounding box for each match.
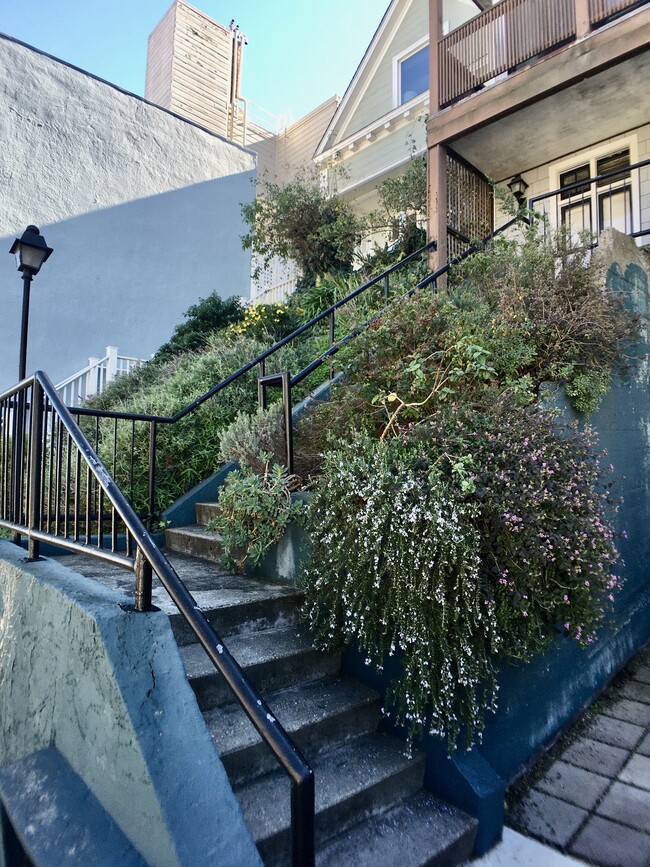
[0,371,315,866]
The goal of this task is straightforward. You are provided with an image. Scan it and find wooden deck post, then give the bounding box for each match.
[427,0,447,271]
[575,0,592,38]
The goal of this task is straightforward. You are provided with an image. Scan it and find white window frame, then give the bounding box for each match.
[393,37,429,108]
[548,136,640,237]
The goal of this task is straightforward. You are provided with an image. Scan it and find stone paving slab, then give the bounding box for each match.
[570,815,650,867]
[596,781,650,832]
[621,680,650,704]
[535,761,609,811]
[508,790,588,848]
[560,737,629,777]
[585,714,645,750]
[601,697,650,727]
[635,665,650,684]
[619,754,650,791]
[507,643,650,866]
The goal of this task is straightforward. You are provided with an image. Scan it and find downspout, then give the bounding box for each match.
[234,29,248,146]
[228,20,239,140]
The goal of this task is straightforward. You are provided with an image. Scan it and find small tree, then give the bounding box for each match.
[241,169,366,285]
[377,153,427,225]
[154,293,244,362]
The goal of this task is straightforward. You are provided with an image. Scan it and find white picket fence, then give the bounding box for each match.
[55,346,146,408]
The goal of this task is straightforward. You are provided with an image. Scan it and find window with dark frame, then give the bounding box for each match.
[559,148,632,235]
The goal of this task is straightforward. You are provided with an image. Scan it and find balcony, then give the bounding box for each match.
[439,0,647,107]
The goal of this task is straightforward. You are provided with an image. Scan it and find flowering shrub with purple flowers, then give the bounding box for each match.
[410,396,622,658]
[299,227,633,747]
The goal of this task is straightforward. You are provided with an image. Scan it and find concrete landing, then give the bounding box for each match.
[507,643,650,867]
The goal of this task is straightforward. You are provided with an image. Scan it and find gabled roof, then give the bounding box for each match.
[315,0,484,159]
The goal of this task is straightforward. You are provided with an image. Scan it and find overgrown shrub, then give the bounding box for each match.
[209,460,302,572]
[301,436,500,747]
[154,294,245,363]
[218,404,287,474]
[241,169,366,284]
[91,333,317,514]
[302,401,622,746]
[296,225,634,746]
[448,226,638,411]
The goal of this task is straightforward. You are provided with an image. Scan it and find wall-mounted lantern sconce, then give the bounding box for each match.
[507,175,529,207]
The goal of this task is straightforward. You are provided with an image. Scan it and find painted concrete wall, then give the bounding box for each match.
[0,540,262,867]
[0,34,255,393]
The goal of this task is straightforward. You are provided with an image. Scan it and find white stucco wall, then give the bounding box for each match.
[0,34,256,392]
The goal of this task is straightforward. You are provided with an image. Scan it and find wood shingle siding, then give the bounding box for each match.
[145,3,176,109]
[146,0,233,138]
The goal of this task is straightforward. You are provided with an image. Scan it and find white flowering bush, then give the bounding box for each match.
[300,436,501,747]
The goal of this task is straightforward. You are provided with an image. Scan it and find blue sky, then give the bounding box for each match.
[0,0,390,123]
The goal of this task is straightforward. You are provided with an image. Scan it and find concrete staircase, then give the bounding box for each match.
[164,503,478,866]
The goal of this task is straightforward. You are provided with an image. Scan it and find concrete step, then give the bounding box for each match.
[236,732,427,866]
[195,501,220,525]
[158,583,303,645]
[165,524,223,560]
[316,790,477,867]
[180,625,340,711]
[205,676,382,785]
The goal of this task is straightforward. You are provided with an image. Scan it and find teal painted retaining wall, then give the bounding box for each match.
[0,541,262,867]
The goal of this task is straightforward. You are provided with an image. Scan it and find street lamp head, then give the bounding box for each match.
[9,225,53,276]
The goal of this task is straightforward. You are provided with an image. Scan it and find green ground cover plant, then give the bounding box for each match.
[86,297,317,515]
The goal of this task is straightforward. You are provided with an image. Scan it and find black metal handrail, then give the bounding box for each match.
[60,241,436,529]
[66,225,527,515]
[73,240,438,425]
[0,370,315,866]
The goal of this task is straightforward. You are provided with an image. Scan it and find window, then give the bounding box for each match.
[557,147,634,237]
[398,44,429,104]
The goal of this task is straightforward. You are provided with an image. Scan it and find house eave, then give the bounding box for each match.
[315,92,429,164]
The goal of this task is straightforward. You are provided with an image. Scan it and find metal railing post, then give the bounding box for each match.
[28,378,44,560]
[147,420,158,531]
[135,546,153,612]
[258,358,267,410]
[292,771,315,867]
[281,372,294,476]
[328,311,335,381]
[12,390,26,542]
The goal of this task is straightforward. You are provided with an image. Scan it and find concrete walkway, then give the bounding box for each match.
[469,828,585,865]
[506,642,650,867]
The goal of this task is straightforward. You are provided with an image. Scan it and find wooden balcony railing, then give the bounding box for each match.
[589,0,646,24]
[439,0,576,106]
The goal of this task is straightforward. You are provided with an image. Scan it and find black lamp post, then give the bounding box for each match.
[9,225,53,381]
